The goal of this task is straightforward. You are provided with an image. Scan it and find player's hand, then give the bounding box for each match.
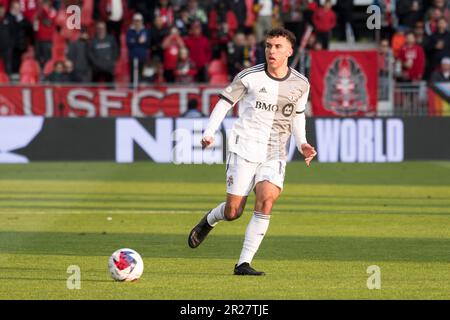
[301,143,317,167]
[201,136,214,149]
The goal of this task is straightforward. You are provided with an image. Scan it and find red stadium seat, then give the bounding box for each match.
[21,46,36,61]
[210,74,229,84]
[208,59,227,77]
[0,72,9,84]
[19,59,40,84]
[43,59,56,77]
[20,73,39,85]
[115,57,130,87]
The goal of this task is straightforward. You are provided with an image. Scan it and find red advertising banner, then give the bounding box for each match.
[310,51,378,116]
[0,85,227,117]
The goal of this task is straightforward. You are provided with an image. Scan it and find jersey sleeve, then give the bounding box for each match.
[219,76,248,106]
[295,84,310,114]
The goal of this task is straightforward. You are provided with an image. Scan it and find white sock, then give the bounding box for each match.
[237,212,270,266]
[206,202,226,227]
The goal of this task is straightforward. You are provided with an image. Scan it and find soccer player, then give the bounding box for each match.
[188,28,317,276]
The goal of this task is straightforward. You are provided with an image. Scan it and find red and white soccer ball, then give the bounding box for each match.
[108,248,144,281]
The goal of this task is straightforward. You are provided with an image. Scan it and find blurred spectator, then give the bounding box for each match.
[227,31,247,77]
[230,0,247,29]
[151,15,170,63]
[397,0,423,29]
[186,0,208,25]
[175,5,192,36]
[20,0,39,23]
[8,0,31,74]
[126,13,151,85]
[171,0,186,12]
[53,0,62,10]
[414,21,426,45]
[374,0,398,41]
[181,98,205,117]
[0,0,8,11]
[142,58,163,83]
[128,0,155,24]
[47,60,69,83]
[424,17,450,79]
[312,0,336,50]
[335,0,355,42]
[183,21,211,82]
[397,31,425,81]
[430,56,450,82]
[305,32,318,50]
[426,0,450,22]
[67,28,92,83]
[155,0,174,28]
[64,59,79,82]
[279,0,304,48]
[174,47,197,83]
[378,39,393,99]
[0,4,13,74]
[208,1,238,58]
[246,33,265,66]
[379,39,392,76]
[34,0,57,68]
[313,40,323,51]
[99,0,127,49]
[254,0,273,43]
[425,8,442,36]
[391,27,407,58]
[162,26,185,82]
[88,21,119,83]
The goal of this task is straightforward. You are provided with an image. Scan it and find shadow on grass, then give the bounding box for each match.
[0,231,449,263]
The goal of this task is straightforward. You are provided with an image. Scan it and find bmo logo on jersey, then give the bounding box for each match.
[315,118,404,163]
[255,101,294,117]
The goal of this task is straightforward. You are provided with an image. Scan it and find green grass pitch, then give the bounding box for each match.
[0,161,449,299]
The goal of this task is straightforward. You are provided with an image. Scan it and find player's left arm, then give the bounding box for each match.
[292,85,317,166]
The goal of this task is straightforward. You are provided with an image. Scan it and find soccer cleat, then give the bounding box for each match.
[188,212,213,248]
[233,263,266,276]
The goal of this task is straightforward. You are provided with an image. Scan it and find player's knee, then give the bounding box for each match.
[224,205,244,221]
[255,199,274,214]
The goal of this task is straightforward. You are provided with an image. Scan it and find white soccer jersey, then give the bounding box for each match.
[216,63,310,163]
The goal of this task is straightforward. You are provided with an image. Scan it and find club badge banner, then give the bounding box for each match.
[310,50,378,116]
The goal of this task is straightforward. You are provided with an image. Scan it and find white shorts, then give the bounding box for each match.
[225,152,286,196]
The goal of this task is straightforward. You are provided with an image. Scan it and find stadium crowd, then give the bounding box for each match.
[0,0,449,85]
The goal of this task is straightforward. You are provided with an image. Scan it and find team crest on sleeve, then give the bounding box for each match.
[225,86,233,93]
[288,88,303,103]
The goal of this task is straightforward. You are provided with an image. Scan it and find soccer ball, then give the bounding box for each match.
[108,248,144,281]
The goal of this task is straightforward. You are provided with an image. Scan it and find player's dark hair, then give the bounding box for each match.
[266,28,296,49]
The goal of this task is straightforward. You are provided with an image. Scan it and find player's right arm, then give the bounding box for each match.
[202,76,248,148]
